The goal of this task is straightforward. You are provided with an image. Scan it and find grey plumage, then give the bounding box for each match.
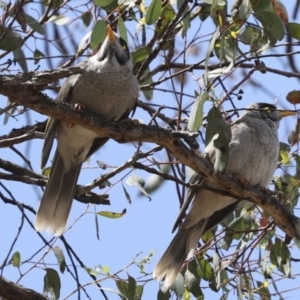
[35,25,139,236]
[153,103,297,288]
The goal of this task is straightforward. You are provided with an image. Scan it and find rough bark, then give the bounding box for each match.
[0,276,48,300]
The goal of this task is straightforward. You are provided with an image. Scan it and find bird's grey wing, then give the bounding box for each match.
[154,187,238,288]
[40,78,76,169]
[172,148,216,233]
[127,88,138,118]
[41,118,58,169]
[203,201,238,230]
[56,61,88,104]
[86,138,109,159]
[172,173,205,233]
[36,151,81,236]
[153,221,203,286]
[56,76,76,103]
[117,82,139,120]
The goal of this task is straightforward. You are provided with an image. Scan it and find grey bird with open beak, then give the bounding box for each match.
[153,103,297,288]
[35,25,139,236]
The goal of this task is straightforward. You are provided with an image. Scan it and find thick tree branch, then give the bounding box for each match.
[0,159,110,206]
[1,71,300,239]
[0,121,47,140]
[0,276,48,300]
[0,131,44,147]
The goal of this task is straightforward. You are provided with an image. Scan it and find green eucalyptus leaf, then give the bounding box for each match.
[204,29,220,85]
[49,0,63,8]
[239,26,261,45]
[122,184,132,204]
[157,289,171,300]
[209,275,219,292]
[47,15,70,26]
[201,227,215,243]
[141,68,153,100]
[34,49,45,64]
[81,11,92,28]
[10,251,21,267]
[3,98,17,125]
[232,0,251,24]
[95,0,119,11]
[90,20,107,50]
[270,238,291,278]
[227,214,246,240]
[286,22,300,41]
[96,160,107,169]
[95,0,113,6]
[116,275,137,300]
[169,272,184,298]
[118,17,128,44]
[184,269,197,290]
[205,106,232,173]
[145,0,162,25]
[161,4,176,28]
[274,174,299,211]
[119,0,136,7]
[184,268,204,298]
[178,0,190,37]
[98,208,127,219]
[256,281,272,300]
[131,46,151,63]
[53,246,66,273]
[25,13,45,34]
[292,153,300,180]
[0,28,24,51]
[188,92,208,132]
[250,0,273,12]
[255,11,284,41]
[126,175,151,200]
[77,30,92,55]
[143,168,168,194]
[84,266,101,276]
[135,285,143,299]
[196,257,214,281]
[43,268,61,300]
[13,48,28,72]
[259,229,275,248]
[199,3,211,21]
[220,270,229,292]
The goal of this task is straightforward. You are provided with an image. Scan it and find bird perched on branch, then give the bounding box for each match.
[35,25,139,236]
[153,103,297,288]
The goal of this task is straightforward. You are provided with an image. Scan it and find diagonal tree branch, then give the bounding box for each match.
[0,276,48,300]
[1,70,300,239]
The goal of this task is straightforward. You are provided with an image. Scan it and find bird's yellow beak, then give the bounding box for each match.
[279,110,298,118]
[106,25,116,42]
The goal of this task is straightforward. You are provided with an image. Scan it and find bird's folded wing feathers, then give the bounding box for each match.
[41,118,58,169]
[172,148,216,233]
[41,78,76,169]
[172,173,205,233]
[56,77,75,103]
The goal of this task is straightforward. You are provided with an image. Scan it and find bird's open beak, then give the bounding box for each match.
[279,110,298,118]
[106,25,116,42]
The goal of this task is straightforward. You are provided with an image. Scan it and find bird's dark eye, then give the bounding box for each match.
[119,38,128,51]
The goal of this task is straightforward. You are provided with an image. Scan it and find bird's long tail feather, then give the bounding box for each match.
[153,201,238,288]
[35,152,81,236]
